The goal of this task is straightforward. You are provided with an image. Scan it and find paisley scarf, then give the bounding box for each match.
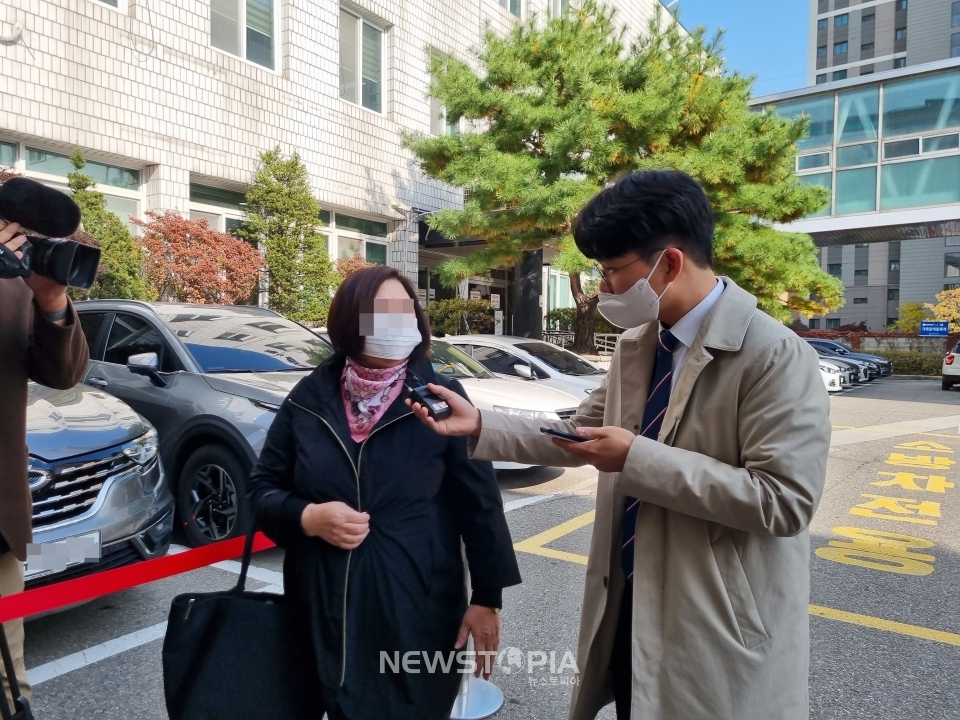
[341,357,409,442]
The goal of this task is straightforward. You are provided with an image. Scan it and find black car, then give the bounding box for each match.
[806,339,892,377]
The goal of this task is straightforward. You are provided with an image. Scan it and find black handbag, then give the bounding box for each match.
[161,529,324,720]
[0,623,32,720]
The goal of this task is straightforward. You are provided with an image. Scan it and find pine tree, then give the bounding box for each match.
[67,150,152,300]
[404,1,843,351]
[238,148,339,325]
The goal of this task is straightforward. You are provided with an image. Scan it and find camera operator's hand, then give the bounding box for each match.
[0,220,69,315]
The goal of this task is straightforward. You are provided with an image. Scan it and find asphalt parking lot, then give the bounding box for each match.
[21,378,960,720]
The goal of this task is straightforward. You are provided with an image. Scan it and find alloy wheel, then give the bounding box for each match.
[189,463,239,542]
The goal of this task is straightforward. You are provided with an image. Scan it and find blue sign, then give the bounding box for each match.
[919,321,949,337]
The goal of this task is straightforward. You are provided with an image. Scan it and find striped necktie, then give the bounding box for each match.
[621,329,678,581]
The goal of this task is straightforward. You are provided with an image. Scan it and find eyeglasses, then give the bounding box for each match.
[593,258,642,286]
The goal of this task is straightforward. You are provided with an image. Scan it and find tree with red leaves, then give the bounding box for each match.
[133,211,262,304]
[335,253,375,280]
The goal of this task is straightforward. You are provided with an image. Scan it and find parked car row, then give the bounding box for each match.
[806,338,893,394]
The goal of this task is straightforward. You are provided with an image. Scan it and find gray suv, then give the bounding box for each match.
[26,382,173,588]
[74,301,333,546]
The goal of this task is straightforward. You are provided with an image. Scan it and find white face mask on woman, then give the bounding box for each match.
[596,250,672,329]
[360,298,422,360]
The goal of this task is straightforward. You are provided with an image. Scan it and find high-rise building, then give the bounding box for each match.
[805,0,960,86]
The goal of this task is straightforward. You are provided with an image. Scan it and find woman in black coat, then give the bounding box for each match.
[247,266,521,720]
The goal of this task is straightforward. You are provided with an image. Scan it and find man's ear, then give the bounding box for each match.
[663,247,684,282]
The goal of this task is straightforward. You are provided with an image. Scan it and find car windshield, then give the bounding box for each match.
[429,341,494,380]
[158,311,333,373]
[514,342,604,375]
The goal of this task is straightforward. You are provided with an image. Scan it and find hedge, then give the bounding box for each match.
[870,350,944,376]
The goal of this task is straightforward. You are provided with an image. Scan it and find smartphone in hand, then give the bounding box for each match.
[540,427,588,443]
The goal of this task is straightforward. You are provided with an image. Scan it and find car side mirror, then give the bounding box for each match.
[127,352,167,387]
[515,364,535,380]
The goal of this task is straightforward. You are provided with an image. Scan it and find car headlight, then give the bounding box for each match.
[493,406,561,420]
[820,365,838,374]
[123,428,159,465]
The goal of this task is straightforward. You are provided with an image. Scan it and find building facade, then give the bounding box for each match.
[805,0,960,86]
[754,58,960,330]
[0,0,659,333]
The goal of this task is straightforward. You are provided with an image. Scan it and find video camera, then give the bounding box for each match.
[0,177,101,289]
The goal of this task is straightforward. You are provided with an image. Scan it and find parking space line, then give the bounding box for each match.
[513,510,594,565]
[809,605,960,647]
[831,415,960,447]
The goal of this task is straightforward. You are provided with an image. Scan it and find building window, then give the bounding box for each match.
[898,0,907,8]
[835,14,848,27]
[340,9,384,113]
[861,42,874,53]
[895,28,907,41]
[888,289,900,301]
[335,213,389,237]
[947,236,960,246]
[817,18,827,31]
[890,260,901,272]
[501,0,521,18]
[855,243,869,248]
[210,0,274,70]
[861,68,874,76]
[817,46,827,58]
[430,96,460,136]
[894,57,907,69]
[954,1,960,27]
[26,147,140,190]
[797,152,830,170]
[816,74,827,85]
[946,253,960,277]
[552,0,569,16]
[862,13,875,23]
[189,183,247,236]
[365,242,387,265]
[809,319,821,329]
[828,263,842,278]
[945,283,960,291]
[834,41,848,55]
[834,70,848,81]
[953,33,960,58]
[826,318,841,329]
[854,269,869,279]
[853,298,868,304]
[0,141,16,168]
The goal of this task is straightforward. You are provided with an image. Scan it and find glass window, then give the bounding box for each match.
[816,74,827,85]
[78,312,109,360]
[319,209,331,225]
[500,0,521,17]
[895,28,906,41]
[862,13,874,23]
[861,42,874,53]
[774,96,834,150]
[884,138,920,158]
[800,172,832,216]
[337,235,362,259]
[190,210,222,230]
[953,33,960,58]
[946,253,960,277]
[828,263,842,277]
[470,346,531,378]
[898,0,907,8]
[104,195,139,233]
[881,156,960,210]
[837,142,878,167]
[834,41,848,55]
[924,133,960,152]
[515,342,604,376]
[361,23,383,113]
[861,68,874,76]
[798,153,830,170]
[189,183,246,210]
[104,314,179,373]
[826,318,841,329]
[429,341,492,379]
[817,46,827,58]
[888,289,900,301]
[894,58,907,69]
[835,14,848,27]
[883,73,960,137]
[954,2,960,27]
[890,260,901,272]
[946,283,960,291]
[853,298,868,304]
[809,319,821,329]
[834,70,848,81]
[838,87,879,143]
[339,10,359,104]
[364,242,387,265]
[947,236,960,246]
[854,269,868,278]
[429,94,460,137]
[26,148,140,190]
[836,167,878,214]
[817,19,827,30]
[246,0,274,69]
[336,213,389,237]
[887,317,898,326]
[225,217,244,236]
[0,141,16,167]
[211,0,241,56]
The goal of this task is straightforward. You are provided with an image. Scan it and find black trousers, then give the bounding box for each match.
[610,583,633,720]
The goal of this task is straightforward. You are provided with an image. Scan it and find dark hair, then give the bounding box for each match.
[327,265,431,362]
[572,170,714,268]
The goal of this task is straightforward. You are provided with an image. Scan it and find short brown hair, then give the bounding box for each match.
[327,265,431,362]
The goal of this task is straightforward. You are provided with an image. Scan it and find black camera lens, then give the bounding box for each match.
[24,237,101,289]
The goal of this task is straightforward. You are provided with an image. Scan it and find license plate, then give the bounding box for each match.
[24,531,101,580]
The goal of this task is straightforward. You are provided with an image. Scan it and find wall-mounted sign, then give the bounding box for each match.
[491,293,500,309]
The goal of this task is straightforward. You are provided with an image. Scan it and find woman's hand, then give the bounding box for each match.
[300,502,370,550]
[455,605,500,679]
[406,383,482,437]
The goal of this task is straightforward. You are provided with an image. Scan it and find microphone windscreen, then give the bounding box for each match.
[0,177,82,238]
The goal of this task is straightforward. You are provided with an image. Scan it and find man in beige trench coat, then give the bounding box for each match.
[410,170,831,720]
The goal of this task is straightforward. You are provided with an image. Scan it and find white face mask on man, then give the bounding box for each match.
[359,298,423,360]
[596,250,672,330]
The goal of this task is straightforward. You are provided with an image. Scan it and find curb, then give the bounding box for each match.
[886,375,941,381]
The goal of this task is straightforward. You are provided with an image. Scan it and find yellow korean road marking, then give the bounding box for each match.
[516,513,960,647]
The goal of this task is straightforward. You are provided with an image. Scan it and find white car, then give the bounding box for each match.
[443,334,606,397]
[819,360,846,393]
[942,341,960,391]
[430,340,582,470]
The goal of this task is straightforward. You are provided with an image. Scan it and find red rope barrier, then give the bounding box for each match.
[0,533,276,624]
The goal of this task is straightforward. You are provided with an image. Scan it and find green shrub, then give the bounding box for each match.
[546,307,576,332]
[870,350,943,376]
[425,299,494,336]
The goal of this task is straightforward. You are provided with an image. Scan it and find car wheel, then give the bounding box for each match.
[177,445,250,547]
[943,379,954,391]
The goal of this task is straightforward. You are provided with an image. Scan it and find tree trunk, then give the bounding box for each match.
[570,271,598,354]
